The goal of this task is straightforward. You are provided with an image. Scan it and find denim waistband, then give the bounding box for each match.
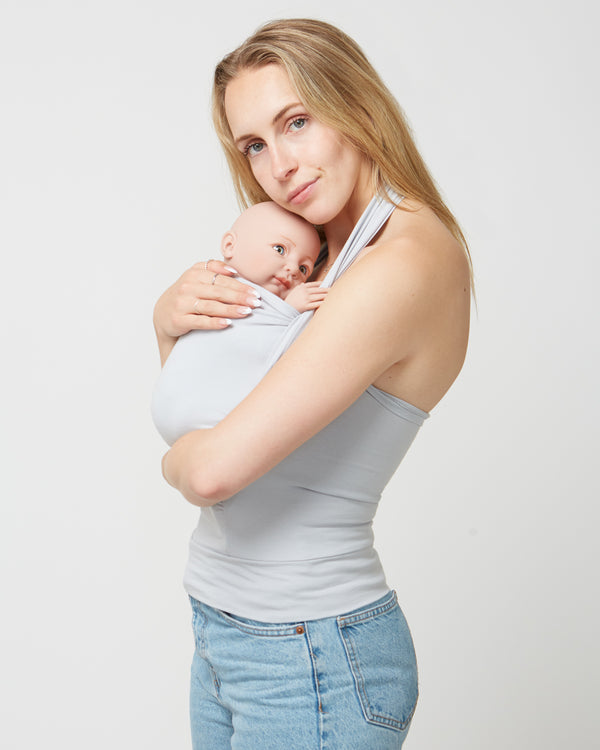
[189,590,396,638]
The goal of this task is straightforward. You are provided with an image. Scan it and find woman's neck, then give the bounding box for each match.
[313,197,371,281]
[322,168,375,257]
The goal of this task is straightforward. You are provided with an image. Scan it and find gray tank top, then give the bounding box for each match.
[152,192,429,622]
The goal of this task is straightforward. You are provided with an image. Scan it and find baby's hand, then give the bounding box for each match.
[284,282,329,313]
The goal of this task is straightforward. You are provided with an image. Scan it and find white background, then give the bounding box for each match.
[1,1,597,748]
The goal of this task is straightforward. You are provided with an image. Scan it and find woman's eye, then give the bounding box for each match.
[299,265,309,275]
[289,117,307,132]
[273,245,285,255]
[244,142,264,157]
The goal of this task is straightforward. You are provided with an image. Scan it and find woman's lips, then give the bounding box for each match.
[287,178,318,205]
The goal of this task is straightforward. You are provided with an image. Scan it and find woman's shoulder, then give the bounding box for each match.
[354,199,471,300]
[338,199,470,410]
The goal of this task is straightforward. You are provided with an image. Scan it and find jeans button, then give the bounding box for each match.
[296,625,305,634]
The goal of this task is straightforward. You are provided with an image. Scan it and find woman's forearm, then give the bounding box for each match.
[154,327,178,367]
[162,430,224,507]
[160,241,439,504]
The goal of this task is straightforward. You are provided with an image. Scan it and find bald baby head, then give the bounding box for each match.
[221,202,321,297]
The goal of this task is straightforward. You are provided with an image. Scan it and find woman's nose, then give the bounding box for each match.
[270,143,297,181]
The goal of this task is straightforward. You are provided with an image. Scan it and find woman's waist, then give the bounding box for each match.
[190,532,377,563]
[183,540,389,622]
[194,492,377,562]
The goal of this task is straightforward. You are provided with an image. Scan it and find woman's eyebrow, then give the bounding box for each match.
[234,103,303,146]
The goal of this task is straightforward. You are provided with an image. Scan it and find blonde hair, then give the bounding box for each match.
[213,18,473,282]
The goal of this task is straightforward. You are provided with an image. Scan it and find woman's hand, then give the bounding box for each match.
[153,259,262,365]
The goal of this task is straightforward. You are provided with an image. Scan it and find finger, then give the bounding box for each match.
[184,313,233,330]
[190,298,256,319]
[190,262,256,295]
[180,280,261,309]
[193,259,237,276]
[200,283,263,308]
[207,258,239,276]
[211,271,260,295]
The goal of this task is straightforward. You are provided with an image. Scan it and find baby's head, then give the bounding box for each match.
[221,202,321,297]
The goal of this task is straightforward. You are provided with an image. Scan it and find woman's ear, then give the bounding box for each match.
[221,231,236,260]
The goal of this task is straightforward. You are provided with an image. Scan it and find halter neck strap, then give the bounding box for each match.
[267,190,401,366]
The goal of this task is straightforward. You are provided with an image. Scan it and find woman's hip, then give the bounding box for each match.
[189,590,418,749]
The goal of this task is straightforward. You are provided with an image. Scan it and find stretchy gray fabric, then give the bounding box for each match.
[152,192,429,622]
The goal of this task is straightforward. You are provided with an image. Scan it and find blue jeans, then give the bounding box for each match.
[189,590,418,749]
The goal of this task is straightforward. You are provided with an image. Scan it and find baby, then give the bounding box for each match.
[221,201,328,312]
[154,203,329,442]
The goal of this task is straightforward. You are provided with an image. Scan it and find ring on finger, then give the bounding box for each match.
[211,273,219,285]
[203,260,210,270]
[193,299,201,313]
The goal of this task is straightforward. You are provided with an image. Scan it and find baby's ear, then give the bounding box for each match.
[221,231,236,260]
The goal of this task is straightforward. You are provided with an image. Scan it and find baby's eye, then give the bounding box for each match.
[244,142,264,158]
[273,244,285,255]
[289,117,307,132]
[299,264,309,275]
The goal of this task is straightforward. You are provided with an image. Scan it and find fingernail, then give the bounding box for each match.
[219,318,232,327]
[249,289,261,298]
[224,266,238,273]
[247,297,262,308]
[238,307,252,315]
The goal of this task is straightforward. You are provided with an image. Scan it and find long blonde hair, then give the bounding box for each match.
[213,18,473,282]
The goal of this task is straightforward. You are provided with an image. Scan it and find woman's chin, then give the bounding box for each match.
[287,203,336,228]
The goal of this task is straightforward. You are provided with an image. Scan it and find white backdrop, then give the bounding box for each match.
[1,1,597,748]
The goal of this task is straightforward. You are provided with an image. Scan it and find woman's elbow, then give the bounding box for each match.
[187,467,232,506]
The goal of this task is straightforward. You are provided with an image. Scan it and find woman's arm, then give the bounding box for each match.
[153,260,262,365]
[162,236,469,505]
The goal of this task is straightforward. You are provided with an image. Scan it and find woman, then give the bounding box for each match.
[153,18,472,749]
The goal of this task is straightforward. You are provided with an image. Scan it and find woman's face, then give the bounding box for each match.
[224,65,372,229]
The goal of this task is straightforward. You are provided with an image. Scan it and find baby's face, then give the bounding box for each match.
[222,203,321,297]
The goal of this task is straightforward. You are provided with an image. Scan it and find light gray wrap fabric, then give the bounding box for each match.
[152,192,429,622]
